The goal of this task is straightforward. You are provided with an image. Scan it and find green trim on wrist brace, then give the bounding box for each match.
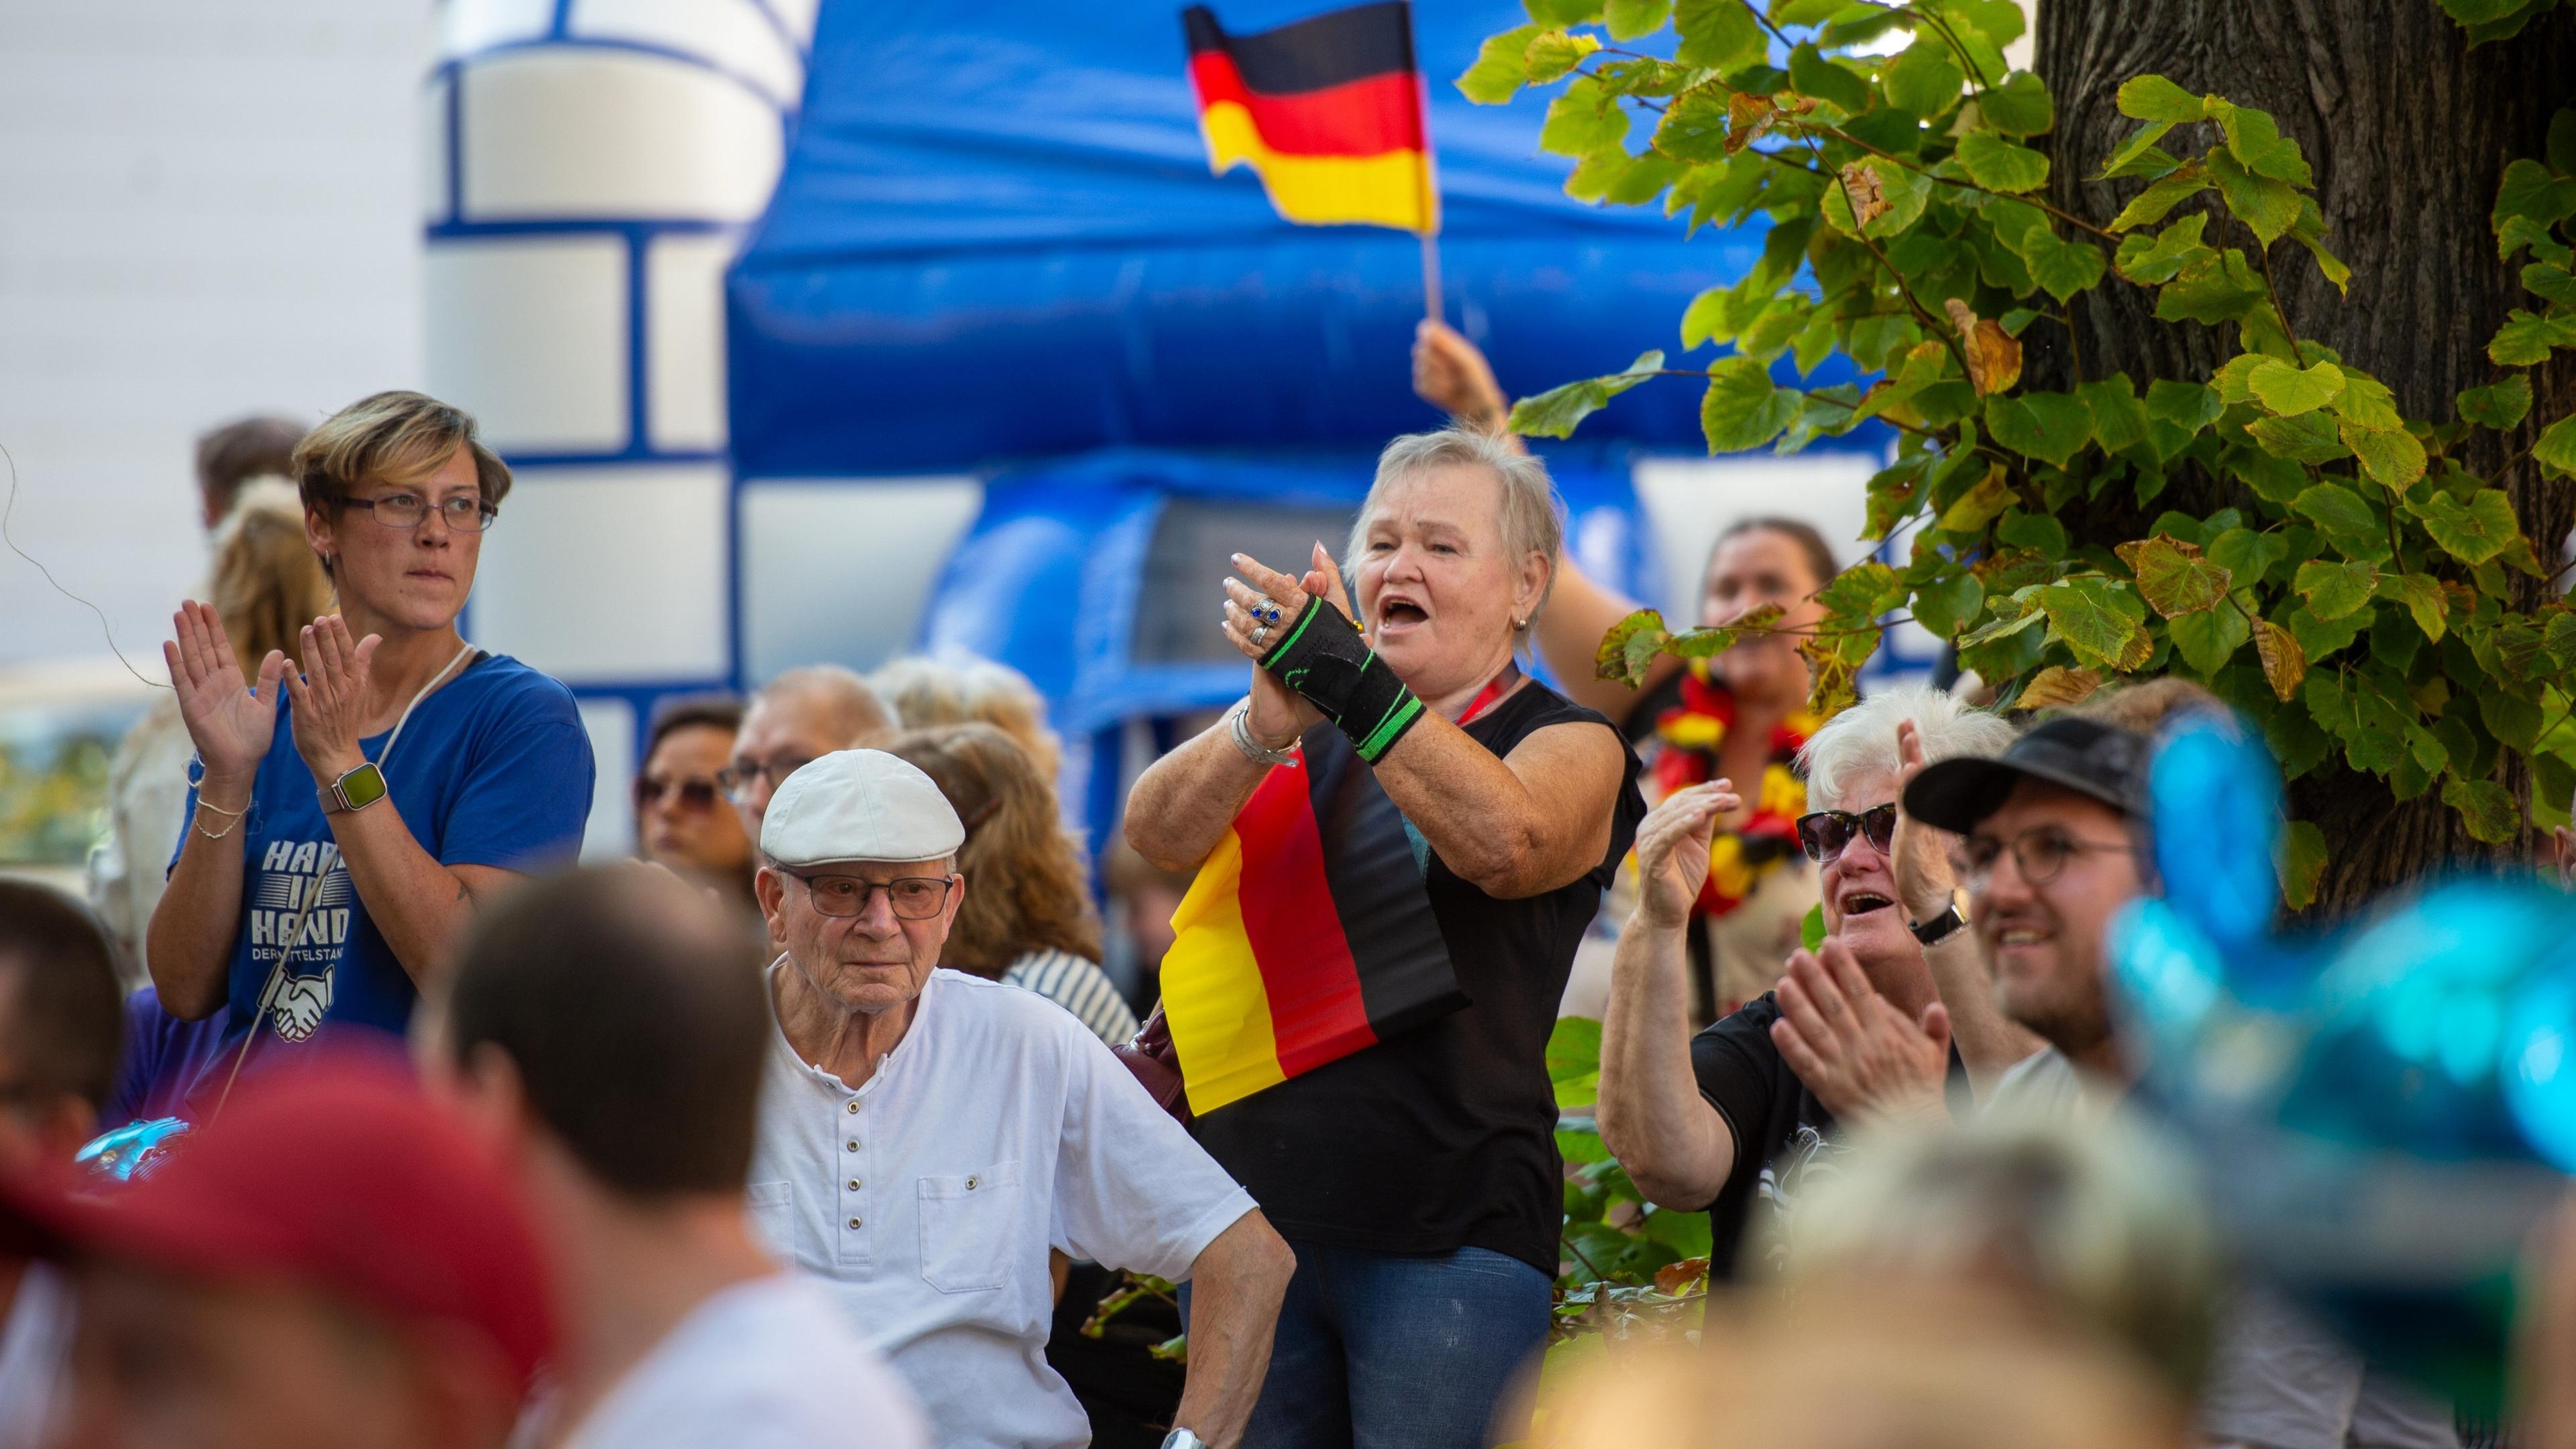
[1256,596,1428,763]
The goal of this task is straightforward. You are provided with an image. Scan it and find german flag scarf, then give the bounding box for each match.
[1181,1,1437,233]
[1161,676,1512,1114]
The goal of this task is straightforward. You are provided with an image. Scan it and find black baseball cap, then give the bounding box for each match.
[1902,715,2151,834]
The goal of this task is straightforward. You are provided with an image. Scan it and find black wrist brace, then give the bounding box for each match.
[1256,596,1426,763]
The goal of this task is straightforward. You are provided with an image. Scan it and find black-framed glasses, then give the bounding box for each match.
[1797,804,1897,864]
[717,757,813,805]
[341,491,497,533]
[1959,827,2135,889]
[794,871,957,920]
[635,774,722,812]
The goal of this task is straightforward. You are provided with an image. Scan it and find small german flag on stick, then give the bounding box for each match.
[1182,1,1443,313]
[1159,726,1465,1115]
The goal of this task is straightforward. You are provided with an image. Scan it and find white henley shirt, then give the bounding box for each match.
[747,966,1256,1449]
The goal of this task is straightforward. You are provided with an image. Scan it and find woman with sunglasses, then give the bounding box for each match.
[635,694,759,916]
[148,392,594,1099]
[1596,685,2017,1279]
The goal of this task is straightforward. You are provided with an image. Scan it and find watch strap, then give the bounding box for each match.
[1909,902,1967,946]
[321,761,389,814]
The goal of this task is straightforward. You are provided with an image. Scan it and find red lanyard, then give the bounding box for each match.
[1454,663,1521,727]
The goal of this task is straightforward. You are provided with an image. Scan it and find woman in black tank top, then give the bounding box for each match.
[1127,427,1644,1449]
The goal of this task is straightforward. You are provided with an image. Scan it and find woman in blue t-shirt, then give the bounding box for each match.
[148,391,594,1104]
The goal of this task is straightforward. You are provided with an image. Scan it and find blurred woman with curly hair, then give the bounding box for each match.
[882,722,1138,1044]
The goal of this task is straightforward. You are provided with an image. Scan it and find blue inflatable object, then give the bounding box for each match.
[2108,714,2576,1409]
[74,1116,192,1185]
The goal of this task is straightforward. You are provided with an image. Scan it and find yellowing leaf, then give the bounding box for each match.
[2035,576,2153,672]
[2534,413,2576,478]
[2340,423,2427,490]
[2443,775,2518,845]
[1595,608,1670,685]
[2116,535,2232,617]
[2375,572,2448,642]
[2252,617,2308,702]
[2279,820,2327,910]
[1841,160,1890,229]
[1943,299,2023,395]
[2013,665,2104,710]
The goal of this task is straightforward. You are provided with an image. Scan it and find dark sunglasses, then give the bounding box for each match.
[1796,803,1898,864]
[635,775,722,812]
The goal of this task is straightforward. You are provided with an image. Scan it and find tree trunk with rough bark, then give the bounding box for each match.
[2031,0,2576,918]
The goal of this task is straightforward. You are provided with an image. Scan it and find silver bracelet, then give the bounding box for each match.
[1228,699,1297,766]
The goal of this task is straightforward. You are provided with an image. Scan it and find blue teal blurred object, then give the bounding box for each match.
[74,1116,191,1185]
[2107,713,2576,1413]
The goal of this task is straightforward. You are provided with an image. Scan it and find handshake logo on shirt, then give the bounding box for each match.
[270,969,335,1042]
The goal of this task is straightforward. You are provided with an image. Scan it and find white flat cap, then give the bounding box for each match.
[761,749,964,866]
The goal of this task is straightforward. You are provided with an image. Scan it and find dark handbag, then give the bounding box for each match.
[1112,1005,1193,1126]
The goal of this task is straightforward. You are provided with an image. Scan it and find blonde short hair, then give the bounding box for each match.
[1346,427,1565,640]
[1799,682,2019,812]
[869,654,1061,782]
[290,390,511,515]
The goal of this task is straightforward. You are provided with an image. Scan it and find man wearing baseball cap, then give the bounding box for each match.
[1901,684,2459,1449]
[746,749,1293,1449]
[3,1053,551,1449]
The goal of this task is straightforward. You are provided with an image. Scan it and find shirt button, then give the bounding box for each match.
[845,1101,859,1115]
[847,1179,861,1191]
[847,1216,863,1230]
[845,1140,859,1152]
[966,1175,979,1190]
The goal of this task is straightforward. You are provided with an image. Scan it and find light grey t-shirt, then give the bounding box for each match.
[0,1265,71,1449]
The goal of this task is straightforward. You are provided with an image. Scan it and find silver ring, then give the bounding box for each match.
[1256,596,1282,624]
[1251,623,1270,648]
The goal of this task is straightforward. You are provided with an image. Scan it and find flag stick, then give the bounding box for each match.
[1419,229,1442,324]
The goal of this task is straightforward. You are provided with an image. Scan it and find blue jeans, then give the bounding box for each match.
[1193,1240,1553,1449]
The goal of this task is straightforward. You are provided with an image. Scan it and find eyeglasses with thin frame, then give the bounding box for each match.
[1796,804,1898,864]
[717,757,813,806]
[341,491,498,533]
[1958,826,2135,890]
[794,871,957,920]
[635,774,722,812]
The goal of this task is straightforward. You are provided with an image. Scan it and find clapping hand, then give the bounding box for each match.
[1220,543,1351,749]
[1770,938,1950,1126]
[282,614,382,784]
[165,600,286,784]
[1633,782,1741,930]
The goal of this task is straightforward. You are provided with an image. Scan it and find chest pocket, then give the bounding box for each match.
[745,1180,796,1263]
[916,1161,1021,1293]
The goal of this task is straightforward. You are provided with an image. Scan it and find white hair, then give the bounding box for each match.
[1798,683,2018,812]
[1345,427,1565,639]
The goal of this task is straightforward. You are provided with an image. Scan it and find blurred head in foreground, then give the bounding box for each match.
[1534,1284,2189,1449]
[1774,1104,2219,1404]
[11,1056,551,1449]
[0,883,123,1172]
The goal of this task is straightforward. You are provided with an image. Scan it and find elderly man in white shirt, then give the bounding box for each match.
[747,750,1294,1449]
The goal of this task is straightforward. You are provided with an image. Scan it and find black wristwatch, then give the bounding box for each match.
[1909,902,1968,946]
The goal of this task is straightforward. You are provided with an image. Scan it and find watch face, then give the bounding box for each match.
[339,762,388,810]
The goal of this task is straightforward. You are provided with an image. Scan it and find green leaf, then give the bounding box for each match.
[1770,0,1853,22]
[2294,559,2378,621]
[1937,464,2016,533]
[1679,286,1730,350]
[2341,423,2426,490]
[1525,0,1603,23]
[2286,602,2367,664]
[2278,820,2328,911]
[1457,24,1544,104]
[1701,357,1801,453]
[1912,570,1987,639]
[2120,535,2232,617]
[1788,42,1873,114]
[2168,602,2251,674]
[2116,74,2207,123]
[2325,372,2402,433]
[1510,350,1666,439]
[2536,413,2576,478]
[1673,0,1768,69]
[2247,411,2350,465]
[1603,0,1675,40]
[2524,262,2576,307]
[2500,213,2575,268]
[2376,573,2448,642]
[2546,610,2576,672]
[1883,38,1966,119]
[2035,576,2154,672]
[2459,375,2536,431]
[2551,105,2576,174]
[2443,776,2519,846]
[2247,358,2345,416]
[2292,482,2383,550]
[1648,85,1737,164]
[1998,509,2070,556]
[1546,1014,1603,1108]
[2496,158,2576,230]
[2015,226,2108,303]
[1523,30,1603,84]
[1799,902,1827,953]
[2287,195,2351,294]
[1821,157,1932,239]
[1986,392,2094,468]
[2205,148,2302,246]
[2206,527,2288,588]
[2414,488,2523,566]
[2489,309,2576,366]
[2114,213,2215,283]
[2208,99,2314,186]
[2077,374,2150,453]
[1979,70,2053,136]
[2146,378,2222,435]
[1957,132,2051,194]
[1540,80,1630,159]
[2155,251,2271,328]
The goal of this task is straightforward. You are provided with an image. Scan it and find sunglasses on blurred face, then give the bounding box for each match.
[635,774,722,812]
[1796,803,1897,864]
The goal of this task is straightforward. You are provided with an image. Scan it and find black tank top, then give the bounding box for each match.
[1191,682,1646,1274]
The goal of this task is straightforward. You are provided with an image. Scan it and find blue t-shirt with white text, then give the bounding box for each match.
[174,653,592,1091]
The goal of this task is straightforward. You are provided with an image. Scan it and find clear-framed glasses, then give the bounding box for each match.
[1796,804,1898,864]
[794,872,957,920]
[1958,827,2135,890]
[717,757,813,805]
[341,491,497,533]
